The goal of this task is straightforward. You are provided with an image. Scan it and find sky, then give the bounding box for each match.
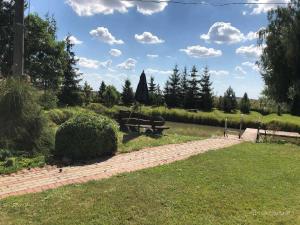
[27,0,290,99]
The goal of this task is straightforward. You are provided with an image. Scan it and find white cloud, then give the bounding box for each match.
[147,54,159,59]
[201,22,245,44]
[236,44,264,58]
[66,35,83,45]
[210,70,229,76]
[77,57,99,69]
[66,0,168,16]
[135,0,169,15]
[135,32,164,44]
[180,45,222,58]
[247,0,289,15]
[242,61,260,72]
[117,58,137,70]
[90,27,124,45]
[235,66,247,75]
[77,57,112,69]
[201,22,262,44]
[109,48,122,57]
[145,68,172,76]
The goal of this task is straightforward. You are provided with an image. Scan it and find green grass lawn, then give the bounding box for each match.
[1,142,300,225]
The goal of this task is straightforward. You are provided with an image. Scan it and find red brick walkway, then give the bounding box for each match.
[0,136,242,200]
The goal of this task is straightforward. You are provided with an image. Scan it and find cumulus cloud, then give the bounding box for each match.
[66,35,83,45]
[180,45,222,58]
[90,27,124,45]
[210,70,229,76]
[235,66,247,75]
[117,58,137,70]
[201,22,245,44]
[135,32,164,44]
[109,48,122,57]
[147,54,159,59]
[236,44,264,58]
[145,68,172,76]
[201,22,262,44]
[247,0,289,15]
[77,57,99,69]
[77,57,112,69]
[66,0,168,16]
[242,61,260,72]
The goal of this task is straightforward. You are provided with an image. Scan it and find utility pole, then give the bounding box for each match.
[12,0,25,77]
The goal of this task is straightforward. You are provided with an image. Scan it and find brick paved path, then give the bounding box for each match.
[0,136,242,200]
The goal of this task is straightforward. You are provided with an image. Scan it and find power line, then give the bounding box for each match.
[119,0,292,6]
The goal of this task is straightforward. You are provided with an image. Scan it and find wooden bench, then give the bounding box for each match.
[118,110,170,134]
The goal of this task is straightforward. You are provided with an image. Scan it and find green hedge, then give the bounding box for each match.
[54,114,118,161]
[140,107,300,133]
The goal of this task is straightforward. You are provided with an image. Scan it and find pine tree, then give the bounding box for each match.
[185,65,200,109]
[164,65,181,108]
[180,66,189,108]
[223,86,237,113]
[59,36,82,106]
[200,66,213,111]
[121,79,134,106]
[97,81,106,103]
[155,84,165,106]
[83,81,93,105]
[240,92,251,114]
[148,76,157,105]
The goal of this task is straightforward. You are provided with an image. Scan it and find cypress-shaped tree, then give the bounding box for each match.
[121,79,134,106]
[59,36,82,106]
[164,65,181,108]
[223,86,237,113]
[240,92,251,114]
[185,65,200,109]
[97,81,106,103]
[200,66,213,111]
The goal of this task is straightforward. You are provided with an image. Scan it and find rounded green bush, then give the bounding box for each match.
[54,114,118,161]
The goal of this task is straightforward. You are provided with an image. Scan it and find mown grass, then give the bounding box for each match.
[1,143,300,225]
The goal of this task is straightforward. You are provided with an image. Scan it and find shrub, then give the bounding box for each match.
[39,91,58,110]
[0,78,51,154]
[0,149,12,161]
[54,114,118,161]
[103,85,119,108]
[240,93,251,114]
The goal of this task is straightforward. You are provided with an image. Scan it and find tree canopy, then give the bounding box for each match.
[258,0,300,115]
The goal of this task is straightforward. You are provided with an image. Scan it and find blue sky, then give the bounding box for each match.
[28,0,288,99]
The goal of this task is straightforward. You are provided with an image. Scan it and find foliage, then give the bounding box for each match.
[121,79,134,106]
[54,114,118,161]
[97,81,106,103]
[180,67,189,108]
[0,149,12,161]
[83,81,93,105]
[223,86,237,113]
[0,0,14,75]
[258,0,300,115]
[45,107,91,125]
[240,92,251,114]
[148,76,157,105]
[103,85,120,108]
[24,14,66,90]
[38,91,58,110]
[185,65,200,109]
[164,65,181,108]
[135,71,149,104]
[58,35,82,106]
[0,78,52,154]
[199,66,213,111]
